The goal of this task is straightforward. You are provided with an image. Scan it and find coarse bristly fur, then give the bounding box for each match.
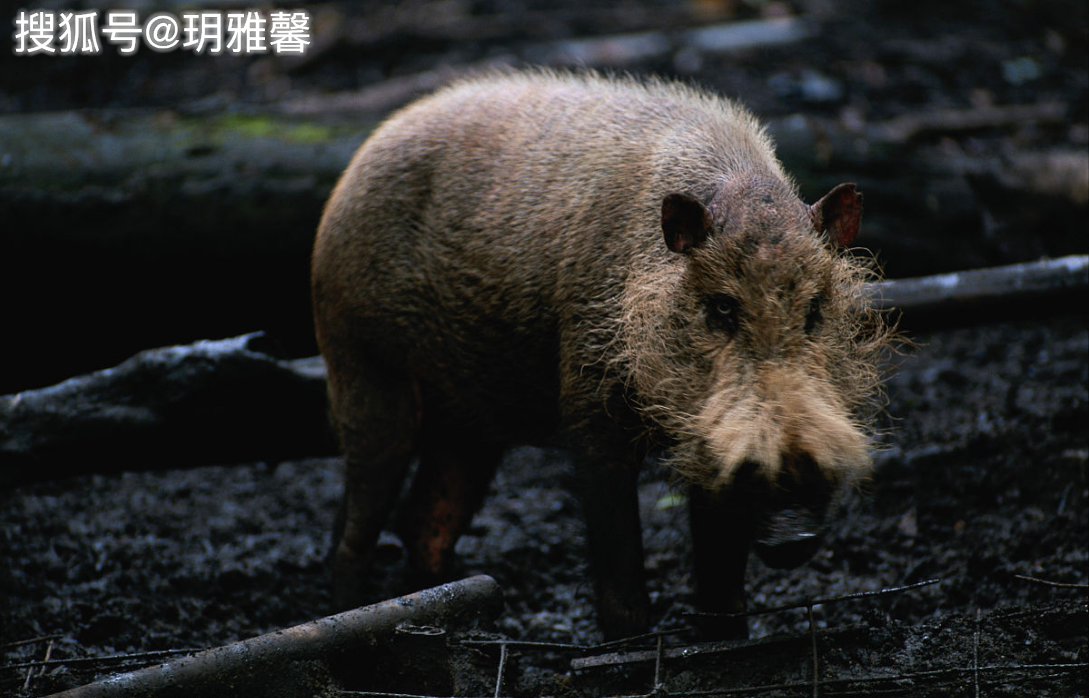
[605,222,893,489]
[475,70,899,490]
[321,68,893,483]
[314,65,896,564]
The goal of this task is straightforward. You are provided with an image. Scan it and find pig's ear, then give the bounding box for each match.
[662,193,713,254]
[807,183,862,248]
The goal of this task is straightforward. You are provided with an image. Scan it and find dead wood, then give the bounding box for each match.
[2,259,1083,487]
[874,102,1068,142]
[0,333,336,488]
[867,254,1088,328]
[0,108,365,396]
[44,575,503,698]
[293,2,786,66]
[525,15,815,67]
[282,16,816,117]
[933,148,1089,205]
[279,63,488,118]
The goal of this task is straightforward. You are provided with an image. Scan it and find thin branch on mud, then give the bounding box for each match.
[453,661,1089,698]
[1014,574,1089,589]
[22,637,53,693]
[493,642,509,698]
[980,605,988,696]
[576,579,942,671]
[1,634,62,650]
[4,648,200,673]
[687,577,944,620]
[808,604,819,698]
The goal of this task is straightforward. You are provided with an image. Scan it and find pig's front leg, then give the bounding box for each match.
[574,454,650,641]
[688,485,753,639]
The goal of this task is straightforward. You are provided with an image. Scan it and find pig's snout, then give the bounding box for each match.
[733,453,839,569]
[752,510,825,569]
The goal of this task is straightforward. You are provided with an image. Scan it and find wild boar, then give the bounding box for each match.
[311,70,891,639]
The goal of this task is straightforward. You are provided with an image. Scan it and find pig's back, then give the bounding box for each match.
[312,71,785,434]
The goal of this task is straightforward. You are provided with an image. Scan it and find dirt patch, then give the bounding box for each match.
[2,315,1085,695]
[1,0,1086,694]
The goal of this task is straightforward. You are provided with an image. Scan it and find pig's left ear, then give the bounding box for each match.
[807,183,862,248]
[662,193,713,254]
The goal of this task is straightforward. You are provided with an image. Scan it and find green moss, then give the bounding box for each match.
[211,114,335,143]
[284,123,336,143]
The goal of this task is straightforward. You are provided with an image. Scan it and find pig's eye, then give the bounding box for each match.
[706,294,740,334]
[804,295,823,333]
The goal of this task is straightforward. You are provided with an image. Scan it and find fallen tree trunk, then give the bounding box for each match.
[280,16,817,115]
[870,254,1088,329]
[0,109,366,396]
[0,333,336,489]
[2,257,1085,488]
[45,575,503,698]
[3,90,1082,395]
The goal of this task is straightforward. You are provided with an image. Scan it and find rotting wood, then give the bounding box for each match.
[279,63,490,118]
[524,15,815,67]
[2,258,1084,486]
[298,2,735,58]
[44,575,502,698]
[281,16,816,117]
[873,102,1067,142]
[0,332,336,489]
[866,254,1088,328]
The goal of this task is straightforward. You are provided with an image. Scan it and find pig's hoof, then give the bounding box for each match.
[693,612,749,641]
[752,533,823,569]
[403,566,452,594]
[332,543,372,610]
[598,593,651,641]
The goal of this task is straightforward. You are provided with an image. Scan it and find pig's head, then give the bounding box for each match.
[616,175,891,568]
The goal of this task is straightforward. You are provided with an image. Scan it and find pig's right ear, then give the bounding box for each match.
[662,193,713,254]
[807,183,862,248]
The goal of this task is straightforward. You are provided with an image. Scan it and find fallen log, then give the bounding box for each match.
[0,108,368,396]
[4,90,1081,395]
[522,15,815,67]
[1,258,1084,486]
[869,254,1088,329]
[0,333,336,489]
[279,63,491,118]
[45,575,503,698]
[282,16,817,117]
[874,102,1068,143]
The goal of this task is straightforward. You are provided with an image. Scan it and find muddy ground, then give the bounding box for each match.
[1,0,1087,696]
[1,318,1086,696]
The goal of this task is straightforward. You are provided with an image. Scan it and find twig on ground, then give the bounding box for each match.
[43,575,502,698]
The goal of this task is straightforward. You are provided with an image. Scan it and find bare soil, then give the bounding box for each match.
[1,0,1086,695]
[2,317,1085,695]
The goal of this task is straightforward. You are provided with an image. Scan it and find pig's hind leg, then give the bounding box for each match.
[395,424,504,587]
[326,352,422,610]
